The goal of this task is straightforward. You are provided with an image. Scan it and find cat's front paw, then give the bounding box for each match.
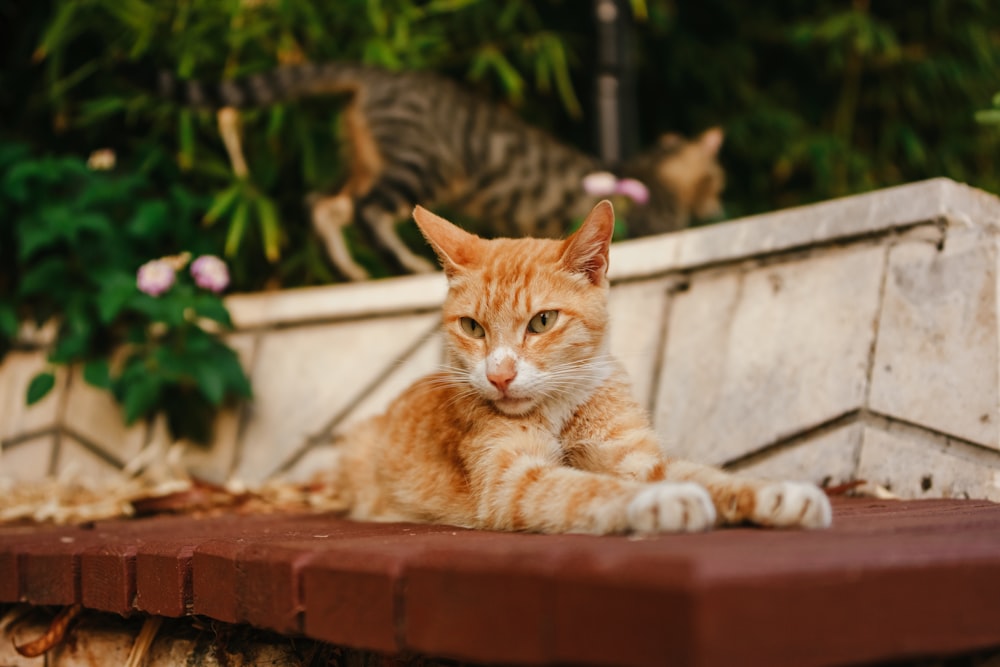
[627,482,716,534]
[753,481,832,529]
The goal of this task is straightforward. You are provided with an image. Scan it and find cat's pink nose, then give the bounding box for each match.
[487,358,517,392]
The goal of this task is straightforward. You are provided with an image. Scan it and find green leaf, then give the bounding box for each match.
[256,196,282,262]
[79,96,128,125]
[468,46,524,105]
[178,109,195,170]
[211,350,252,400]
[192,294,233,327]
[0,302,18,339]
[97,273,140,323]
[193,362,225,406]
[83,359,111,389]
[34,2,78,62]
[128,200,169,237]
[203,183,242,226]
[122,375,160,424]
[975,109,1000,125]
[224,200,250,258]
[26,372,56,405]
[19,216,59,261]
[541,35,581,118]
[266,106,286,140]
[223,354,253,398]
[19,259,69,297]
[50,331,90,363]
[72,212,115,241]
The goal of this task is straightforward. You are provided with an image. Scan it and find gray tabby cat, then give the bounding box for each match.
[162,62,725,280]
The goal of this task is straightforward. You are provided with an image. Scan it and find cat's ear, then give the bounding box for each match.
[412,205,482,276]
[698,126,724,156]
[562,200,614,286]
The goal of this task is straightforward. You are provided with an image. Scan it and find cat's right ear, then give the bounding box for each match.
[412,206,482,277]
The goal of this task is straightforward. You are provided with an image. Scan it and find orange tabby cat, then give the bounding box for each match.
[331,201,831,534]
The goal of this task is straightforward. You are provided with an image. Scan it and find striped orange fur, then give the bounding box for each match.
[331,201,831,534]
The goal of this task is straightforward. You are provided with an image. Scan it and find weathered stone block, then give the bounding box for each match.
[655,246,884,465]
[332,332,443,436]
[735,422,862,488]
[870,230,1000,450]
[53,435,121,479]
[62,366,146,464]
[235,314,438,482]
[607,279,671,409]
[857,426,1000,502]
[0,436,53,481]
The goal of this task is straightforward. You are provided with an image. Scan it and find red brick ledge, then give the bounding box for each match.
[1,498,999,667]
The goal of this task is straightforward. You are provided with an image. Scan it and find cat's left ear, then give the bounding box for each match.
[562,200,614,286]
[412,205,483,277]
[698,126,724,156]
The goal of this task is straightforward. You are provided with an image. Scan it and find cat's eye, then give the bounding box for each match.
[459,317,485,338]
[527,310,559,334]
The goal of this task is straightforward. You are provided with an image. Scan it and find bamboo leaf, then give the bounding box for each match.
[178,109,195,170]
[224,200,250,258]
[256,196,282,262]
[541,35,581,118]
[34,2,78,62]
[203,183,243,225]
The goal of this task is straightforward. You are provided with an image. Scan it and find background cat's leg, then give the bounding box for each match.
[472,429,715,534]
[661,458,832,529]
[310,193,370,281]
[217,107,250,179]
[356,198,436,274]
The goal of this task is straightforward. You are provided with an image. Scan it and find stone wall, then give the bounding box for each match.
[2,178,999,501]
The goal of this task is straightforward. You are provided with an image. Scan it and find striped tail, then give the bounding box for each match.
[146,62,371,109]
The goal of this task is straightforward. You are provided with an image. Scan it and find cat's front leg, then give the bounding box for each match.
[470,428,715,534]
[565,430,670,483]
[664,460,832,529]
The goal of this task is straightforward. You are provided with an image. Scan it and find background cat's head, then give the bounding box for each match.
[414,202,616,416]
[627,127,726,233]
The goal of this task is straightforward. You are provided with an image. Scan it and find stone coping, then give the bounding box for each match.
[2,497,1000,667]
[225,178,1000,330]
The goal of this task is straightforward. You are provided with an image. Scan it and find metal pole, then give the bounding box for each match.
[594,0,638,164]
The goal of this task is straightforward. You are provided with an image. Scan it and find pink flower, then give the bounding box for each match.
[136,259,176,297]
[190,255,230,293]
[582,171,618,197]
[615,178,650,205]
[581,171,650,205]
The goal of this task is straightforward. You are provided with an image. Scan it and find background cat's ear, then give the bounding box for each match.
[658,132,684,150]
[698,126,725,156]
[562,200,614,286]
[412,206,482,276]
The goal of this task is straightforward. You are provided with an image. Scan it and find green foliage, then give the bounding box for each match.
[2,0,1000,283]
[976,92,1000,126]
[0,142,251,443]
[2,0,584,289]
[632,0,1000,216]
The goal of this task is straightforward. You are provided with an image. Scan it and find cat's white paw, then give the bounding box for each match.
[627,482,716,534]
[753,481,832,529]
